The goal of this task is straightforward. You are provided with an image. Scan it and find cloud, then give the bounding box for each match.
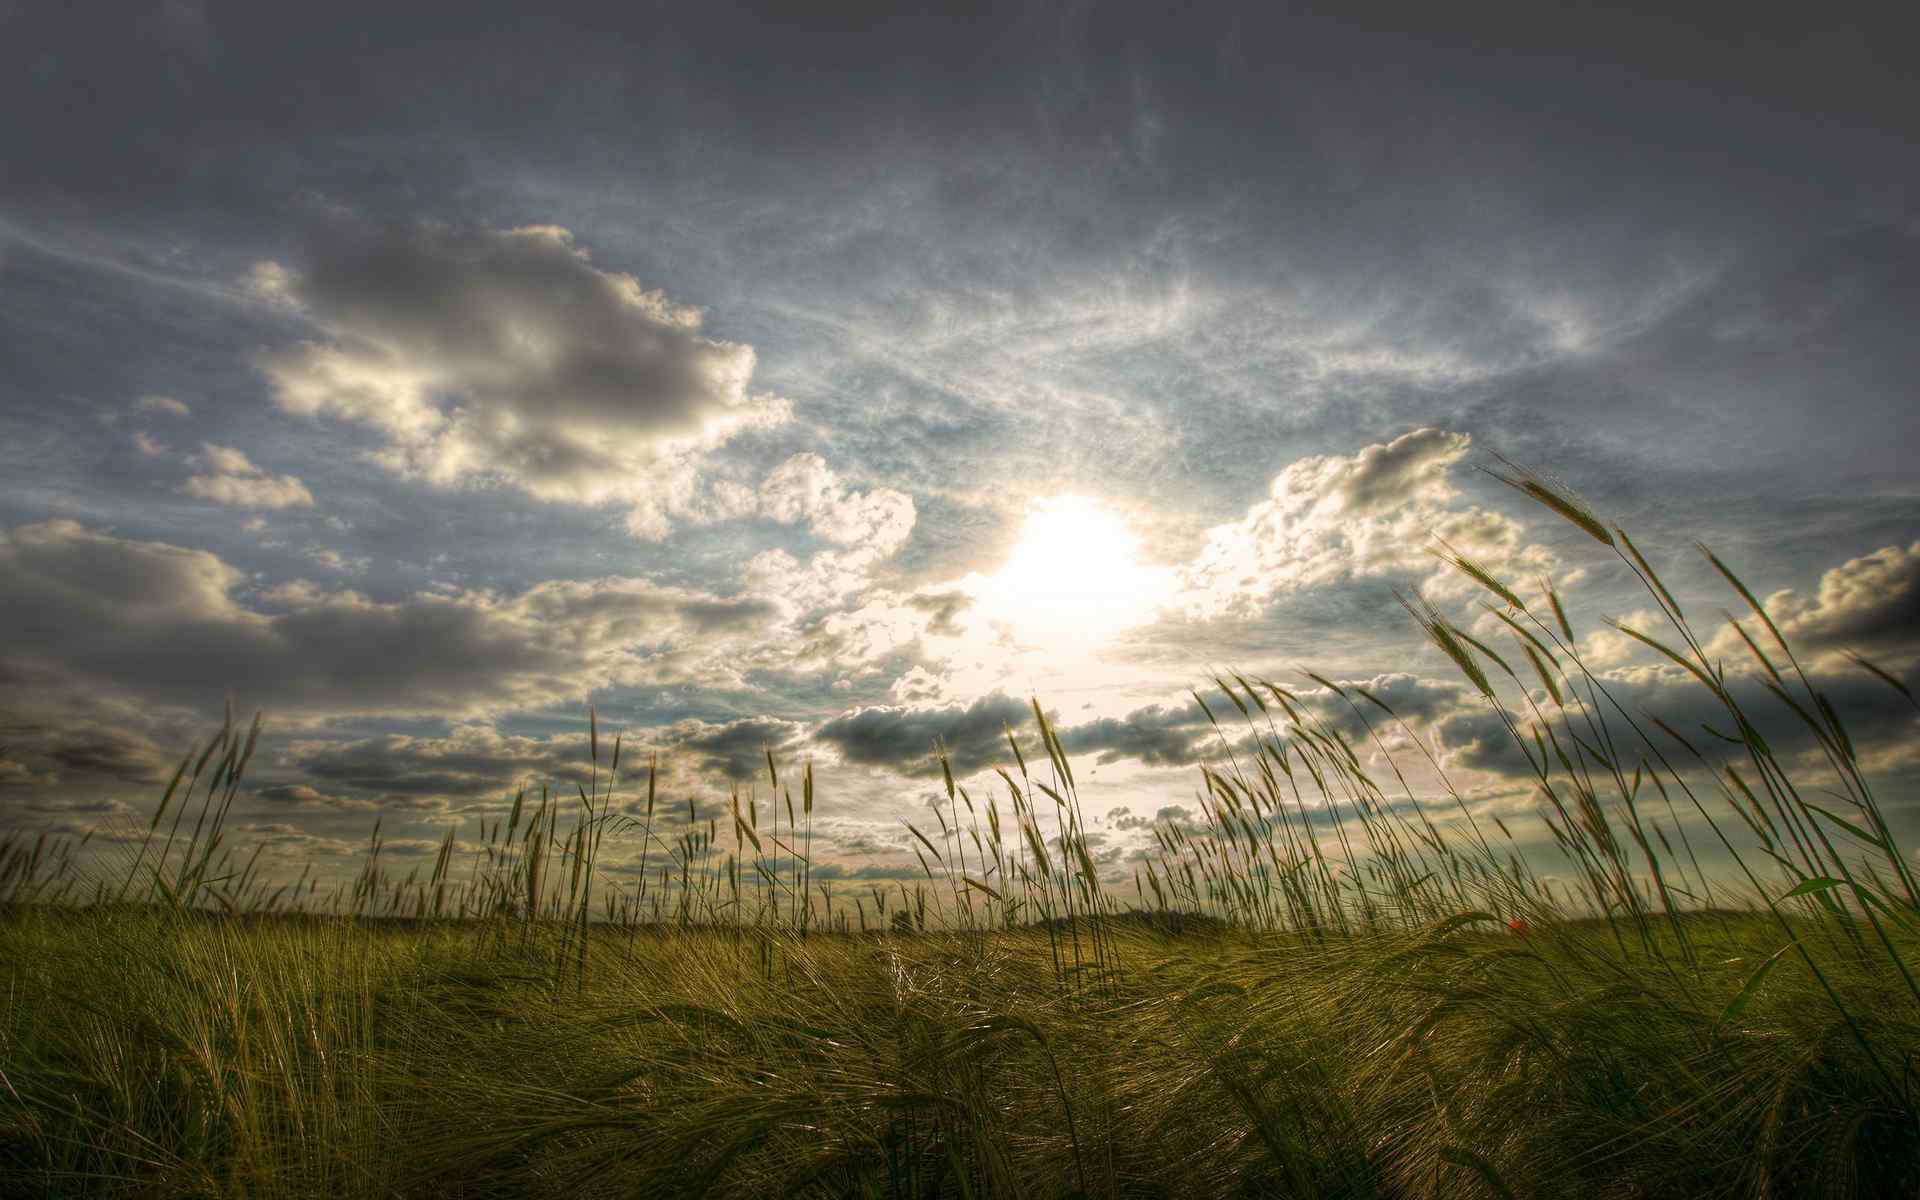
[669,716,811,782]
[19,796,139,819]
[0,708,178,790]
[743,548,887,612]
[905,591,972,637]
[809,862,931,882]
[37,728,174,784]
[0,520,779,719]
[734,584,969,674]
[283,715,814,810]
[303,547,369,574]
[887,665,952,705]
[1180,429,1553,615]
[1321,428,1474,514]
[1731,540,1920,666]
[253,221,788,537]
[228,824,365,858]
[288,726,587,806]
[182,444,314,508]
[1058,700,1211,768]
[1431,704,1537,777]
[256,783,379,811]
[730,454,920,610]
[1110,804,1198,833]
[811,692,1035,777]
[1045,674,1474,773]
[0,754,41,789]
[135,395,190,418]
[1427,655,1920,784]
[758,453,916,555]
[1293,673,1477,753]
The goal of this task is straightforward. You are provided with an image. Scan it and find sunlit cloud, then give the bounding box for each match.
[182,443,315,509]
[253,222,789,538]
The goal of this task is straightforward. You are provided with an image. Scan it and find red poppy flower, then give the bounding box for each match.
[1507,917,1531,937]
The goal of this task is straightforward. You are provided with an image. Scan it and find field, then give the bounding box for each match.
[4,474,1918,1197]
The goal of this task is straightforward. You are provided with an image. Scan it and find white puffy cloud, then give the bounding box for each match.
[887,665,954,705]
[1702,540,1920,675]
[254,221,789,537]
[759,453,916,554]
[1764,541,1920,662]
[182,443,315,508]
[734,453,918,609]
[743,547,885,612]
[759,586,975,675]
[1180,428,1552,615]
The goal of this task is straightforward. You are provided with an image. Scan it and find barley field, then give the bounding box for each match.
[4,476,1917,1198]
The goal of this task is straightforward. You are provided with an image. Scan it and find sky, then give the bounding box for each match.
[3,1,1917,893]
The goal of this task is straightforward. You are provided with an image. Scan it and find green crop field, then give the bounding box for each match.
[4,474,1917,1198]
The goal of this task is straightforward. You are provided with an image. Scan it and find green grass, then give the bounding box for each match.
[2,475,1917,1197]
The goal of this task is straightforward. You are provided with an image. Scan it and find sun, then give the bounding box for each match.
[972,496,1174,647]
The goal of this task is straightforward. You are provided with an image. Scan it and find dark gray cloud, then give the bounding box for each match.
[671,716,810,782]
[1294,673,1476,752]
[5,5,1915,559]
[1054,674,1472,771]
[39,729,174,784]
[282,713,812,811]
[288,728,589,806]
[0,712,177,790]
[812,692,1034,777]
[1058,700,1210,768]
[1431,705,1538,779]
[1429,657,1920,786]
[0,519,781,719]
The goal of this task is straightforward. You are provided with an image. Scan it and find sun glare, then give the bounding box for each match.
[974,496,1173,647]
